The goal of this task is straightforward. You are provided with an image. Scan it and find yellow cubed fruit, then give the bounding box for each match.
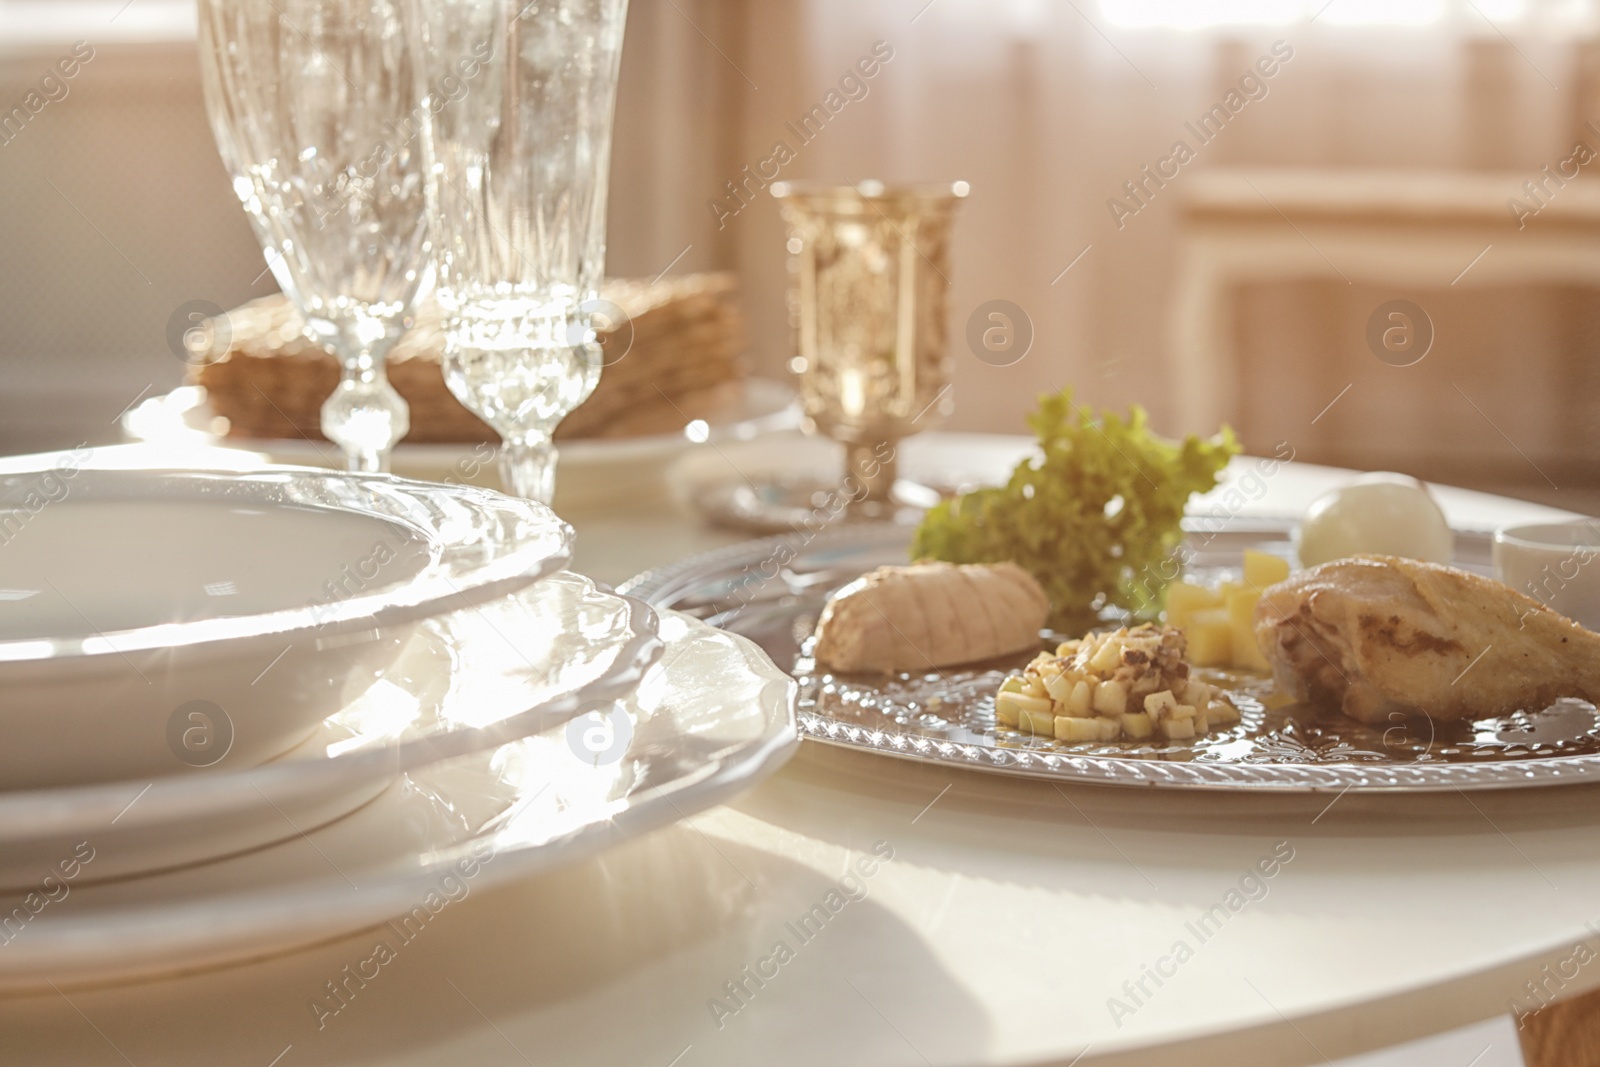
[1165,580,1222,629]
[1000,691,1053,732]
[1171,703,1197,721]
[1225,587,1259,630]
[1120,712,1155,739]
[1162,718,1197,740]
[1232,621,1271,671]
[1065,679,1093,717]
[1055,716,1102,742]
[1019,705,1057,736]
[1092,679,1129,716]
[1042,671,1074,703]
[1144,690,1178,718]
[1224,608,1269,673]
[1224,588,1272,671]
[1089,639,1122,674]
[1185,608,1234,666]
[1243,548,1291,591]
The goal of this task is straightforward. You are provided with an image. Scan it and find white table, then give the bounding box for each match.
[0,434,1589,1067]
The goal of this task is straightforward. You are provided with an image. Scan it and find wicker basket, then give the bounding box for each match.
[191,274,747,443]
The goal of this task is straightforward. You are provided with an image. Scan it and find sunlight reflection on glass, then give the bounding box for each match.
[326,679,423,755]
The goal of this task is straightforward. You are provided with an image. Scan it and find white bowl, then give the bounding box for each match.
[1493,519,1600,630]
[0,467,571,789]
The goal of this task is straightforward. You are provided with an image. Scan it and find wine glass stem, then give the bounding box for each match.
[321,340,409,475]
[346,358,384,475]
[350,443,384,474]
[846,441,897,504]
[499,433,559,504]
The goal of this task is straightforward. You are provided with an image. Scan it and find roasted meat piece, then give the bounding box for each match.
[1254,554,1600,723]
[813,561,1048,673]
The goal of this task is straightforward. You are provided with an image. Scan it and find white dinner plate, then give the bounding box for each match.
[0,571,661,889]
[0,466,572,789]
[122,380,800,509]
[0,611,796,991]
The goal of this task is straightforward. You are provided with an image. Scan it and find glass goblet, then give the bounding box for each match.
[408,0,630,504]
[197,0,428,473]
[739,180,967,527]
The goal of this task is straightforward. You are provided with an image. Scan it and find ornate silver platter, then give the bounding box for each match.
[621,519,1600,793]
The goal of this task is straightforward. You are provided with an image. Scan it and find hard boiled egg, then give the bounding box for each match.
[1297,473,1453,567]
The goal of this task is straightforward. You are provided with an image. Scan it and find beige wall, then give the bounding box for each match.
[0,39,266,450]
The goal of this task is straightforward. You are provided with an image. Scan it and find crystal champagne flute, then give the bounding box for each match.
[197,0,429,473]
[408,0,630,504]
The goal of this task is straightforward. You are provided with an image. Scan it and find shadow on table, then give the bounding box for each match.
[728,744,1600,1065]
[0,820,990,1067]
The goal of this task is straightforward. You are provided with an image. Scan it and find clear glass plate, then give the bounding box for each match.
[0,571,661,886]
[622,520,1600,793]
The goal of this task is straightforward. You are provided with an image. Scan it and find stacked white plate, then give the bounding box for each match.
[0,464,796,991]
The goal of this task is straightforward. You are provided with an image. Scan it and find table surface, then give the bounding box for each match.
[1,433,1593,1067]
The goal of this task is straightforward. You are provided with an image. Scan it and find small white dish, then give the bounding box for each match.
[1493,519,1600,630]
[0,570,661,889]
[0,611,796,991]
[0,467,572,789]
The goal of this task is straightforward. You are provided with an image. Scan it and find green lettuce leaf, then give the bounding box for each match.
[911,389,1238,628]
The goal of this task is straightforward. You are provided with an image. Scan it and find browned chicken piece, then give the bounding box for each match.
[1254,554,1600,723]
[813,561,1048,673]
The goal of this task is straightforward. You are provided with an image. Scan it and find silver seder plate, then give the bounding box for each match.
[621,519,1600,793]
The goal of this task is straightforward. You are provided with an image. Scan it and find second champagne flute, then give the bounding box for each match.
[409,0,630,504]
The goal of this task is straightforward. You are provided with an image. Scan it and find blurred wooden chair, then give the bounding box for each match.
[1166,166,1600,435]
[1167,38,1600,450]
